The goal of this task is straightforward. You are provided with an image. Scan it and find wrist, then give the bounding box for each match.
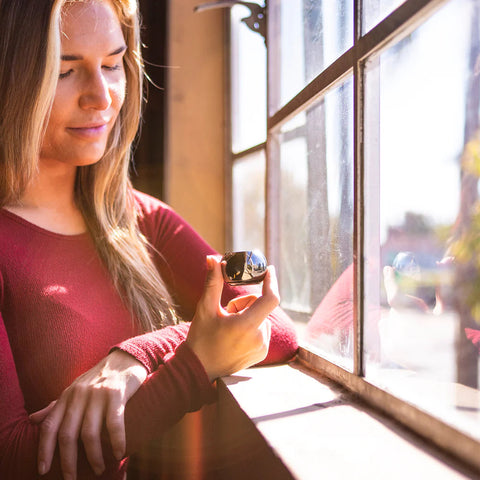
[184,337,218,382]
[107,349,148,382]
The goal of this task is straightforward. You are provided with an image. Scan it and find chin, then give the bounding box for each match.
[74,155,107,167]
[69,146,109,167]
[41,144,109,168]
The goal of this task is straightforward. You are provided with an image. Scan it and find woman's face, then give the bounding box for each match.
[39,0,127,168]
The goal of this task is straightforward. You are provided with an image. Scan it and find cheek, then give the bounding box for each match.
[41,106,63,147]
[44,85,72,132]
[50,79,72,110]
[111,78,127,112]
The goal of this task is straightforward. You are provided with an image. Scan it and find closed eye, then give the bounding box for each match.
[59,69,73,79]
[103,64,122,72]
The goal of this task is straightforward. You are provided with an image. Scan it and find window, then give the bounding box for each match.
[230,3,267,252]
[229,0,480,471]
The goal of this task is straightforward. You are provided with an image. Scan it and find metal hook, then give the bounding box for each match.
[194,1,266,42]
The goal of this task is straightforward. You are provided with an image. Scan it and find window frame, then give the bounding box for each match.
[228,0,480,471]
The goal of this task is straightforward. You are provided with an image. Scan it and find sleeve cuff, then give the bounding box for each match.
[110,323,190,375]
[165,342,217,409]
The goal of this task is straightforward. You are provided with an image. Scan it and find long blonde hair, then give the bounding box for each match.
[0,0,178,331]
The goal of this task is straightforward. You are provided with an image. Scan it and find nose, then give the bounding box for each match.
[79,70,112,111]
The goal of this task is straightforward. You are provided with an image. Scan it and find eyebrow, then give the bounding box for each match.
[61,45,127,61]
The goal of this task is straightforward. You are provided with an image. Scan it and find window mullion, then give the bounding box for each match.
[353,0,364,377]
[225,9,233,251]
[265,0,280,273]
[266,134,280,270]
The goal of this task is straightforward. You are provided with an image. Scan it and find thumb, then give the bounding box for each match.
[197,255,224,316]
[29,400,57,423]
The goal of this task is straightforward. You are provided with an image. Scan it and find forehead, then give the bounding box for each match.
[60,1,124,51]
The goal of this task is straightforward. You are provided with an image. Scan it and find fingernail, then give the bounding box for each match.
[94,466,105,476]
[38,461,46,475]
[114,448,123,460]
[206,256,214,270]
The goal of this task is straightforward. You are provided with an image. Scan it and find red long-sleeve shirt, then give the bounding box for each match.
[0,190,298,479]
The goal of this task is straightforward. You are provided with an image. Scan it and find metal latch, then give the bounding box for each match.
[194,1,266,42]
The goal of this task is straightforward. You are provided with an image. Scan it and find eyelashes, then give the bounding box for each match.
[103,64,122,72]
[59,69,73,79]
[58,64,122,80]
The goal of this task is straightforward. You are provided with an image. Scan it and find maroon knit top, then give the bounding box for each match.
[0,190,297,479]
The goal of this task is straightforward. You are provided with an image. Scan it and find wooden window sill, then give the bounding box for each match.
[219,361,480,480]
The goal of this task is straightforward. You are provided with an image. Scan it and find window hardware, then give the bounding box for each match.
[194,1,266,42]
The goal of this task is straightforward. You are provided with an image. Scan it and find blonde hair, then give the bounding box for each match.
[0,0,178,331]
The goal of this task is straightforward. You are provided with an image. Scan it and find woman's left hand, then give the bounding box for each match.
[29,349,148,479]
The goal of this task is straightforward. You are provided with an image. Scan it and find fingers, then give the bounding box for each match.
[38,388,103,479]
[197,255,224,318]
[105,393,126,461]
[226,294,259,313]
[34,351,146,478]
[29,400,56,424]
[262,318,272,346]
[263,265,280,300]
[260,319,272,359]
[257,319,271,354]
[248,319,272,367]
[73,388,127,476]
[81,391,106,476]
[241,266,280,327]
[37,398,67,476]
[57,390,89,480]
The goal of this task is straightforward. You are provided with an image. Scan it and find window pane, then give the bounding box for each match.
[232,150,266,252]
[277,78,354,371]
[231,3,266,153]
[268,0,353,114]
[362,0,406,33]
[364,0,480,441]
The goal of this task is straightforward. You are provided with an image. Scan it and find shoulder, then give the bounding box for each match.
[0,211,16,309]
[133,189,177,228]
[133,190,173,218]
[132,189,188,245]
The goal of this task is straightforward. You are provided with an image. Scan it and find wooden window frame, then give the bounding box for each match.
[228,0,480,472]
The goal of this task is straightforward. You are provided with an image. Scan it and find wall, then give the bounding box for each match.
[165,0,227,252]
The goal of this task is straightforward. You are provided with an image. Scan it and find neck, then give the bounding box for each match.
[6,160,87,235]
[20,162,78,210]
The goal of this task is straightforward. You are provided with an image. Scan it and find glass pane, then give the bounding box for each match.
[362,0,407,33]
[364,0,480,441]
[278,77,354,371]
[231,3,266,153]
[268,0,353,115]
[232,150,266,252]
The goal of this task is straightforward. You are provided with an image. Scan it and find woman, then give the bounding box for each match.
[0,0,297,478]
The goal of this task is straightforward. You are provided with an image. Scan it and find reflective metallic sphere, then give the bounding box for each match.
[221,250,268,285]
[392,251,420,279]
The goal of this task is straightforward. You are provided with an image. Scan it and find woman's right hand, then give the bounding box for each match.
[186,255,278,381]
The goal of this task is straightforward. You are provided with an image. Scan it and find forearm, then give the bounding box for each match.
[111,323,190,374]
[113,307,298,374]
[123,342,216,455]
[0,344,215,480]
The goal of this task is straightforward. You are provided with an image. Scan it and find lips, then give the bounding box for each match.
[67,122,110,139]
